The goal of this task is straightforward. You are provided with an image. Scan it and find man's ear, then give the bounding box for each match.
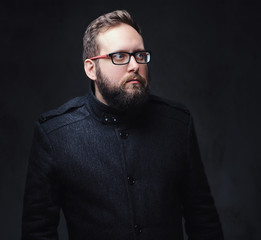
[84,59,97,80]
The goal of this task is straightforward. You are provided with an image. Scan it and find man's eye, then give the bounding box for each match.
[136,52,145,60]
[113,53,125,59]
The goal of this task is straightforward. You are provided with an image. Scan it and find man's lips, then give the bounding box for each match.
[126,78,142,84]
[127,79,140,84]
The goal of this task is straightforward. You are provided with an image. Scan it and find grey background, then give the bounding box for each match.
[1,0,261,239]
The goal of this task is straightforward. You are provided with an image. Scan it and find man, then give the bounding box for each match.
[22,10,224,240]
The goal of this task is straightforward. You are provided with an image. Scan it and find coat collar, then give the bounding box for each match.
[86,81,148,125]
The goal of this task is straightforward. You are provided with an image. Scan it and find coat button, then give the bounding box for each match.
[39,115,47,123]
[104,115,109,122]
[111,116,117,123]
[134,224,142,234]
[127,176,135,185]
[119,130,128,139]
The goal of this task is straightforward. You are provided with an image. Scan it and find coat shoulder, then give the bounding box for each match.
[38,95,90,134]
[149,94,190,116]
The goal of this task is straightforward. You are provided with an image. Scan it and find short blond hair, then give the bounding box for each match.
[82,10,141,61]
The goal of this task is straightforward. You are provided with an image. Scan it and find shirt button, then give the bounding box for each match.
[134,224,142,234]
[127,176,135,185]
[119,130,128,139]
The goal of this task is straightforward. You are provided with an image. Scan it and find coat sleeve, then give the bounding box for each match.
[22,122,60,240]
[182,115,224,240]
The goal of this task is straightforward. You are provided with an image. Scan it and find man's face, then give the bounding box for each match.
[94,23,150,111]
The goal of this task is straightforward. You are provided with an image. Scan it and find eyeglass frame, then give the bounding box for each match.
[86,51,151,65]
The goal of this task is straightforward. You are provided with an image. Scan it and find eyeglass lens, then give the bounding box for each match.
[110,52,150,65]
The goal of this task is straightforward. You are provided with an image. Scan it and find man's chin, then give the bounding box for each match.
[123,82,146,93]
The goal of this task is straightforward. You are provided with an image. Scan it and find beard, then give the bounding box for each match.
[95,63,150,112]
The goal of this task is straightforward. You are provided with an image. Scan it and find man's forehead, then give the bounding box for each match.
[97,23,144,53]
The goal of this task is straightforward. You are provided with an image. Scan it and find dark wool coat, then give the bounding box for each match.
[22,88,224,240]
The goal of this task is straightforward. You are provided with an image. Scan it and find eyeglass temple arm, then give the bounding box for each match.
[89,54,108,60]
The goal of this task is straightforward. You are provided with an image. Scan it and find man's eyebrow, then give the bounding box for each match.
[110,48,146,53]
[134,48,146,52]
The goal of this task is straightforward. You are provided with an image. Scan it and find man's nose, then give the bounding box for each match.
[127,55,139,72]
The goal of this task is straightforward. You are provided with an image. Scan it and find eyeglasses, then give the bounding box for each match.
[88,51,151,65]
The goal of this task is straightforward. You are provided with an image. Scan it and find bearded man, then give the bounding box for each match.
[22,10,224,240]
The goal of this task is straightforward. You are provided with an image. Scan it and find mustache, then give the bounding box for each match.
[122,73,148,86]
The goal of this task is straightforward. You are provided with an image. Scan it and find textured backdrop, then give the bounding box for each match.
[1,0,261,239]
